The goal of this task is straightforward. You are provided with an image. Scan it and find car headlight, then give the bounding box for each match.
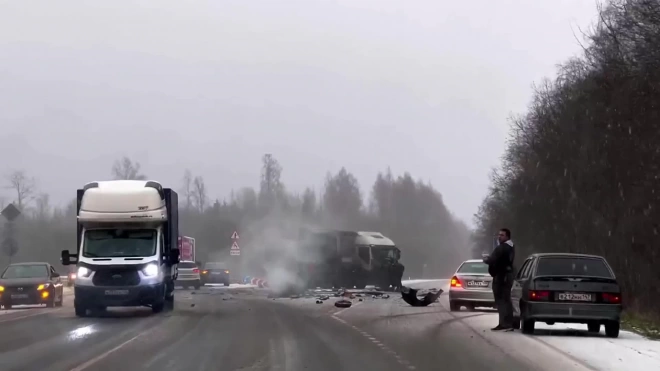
[77,266,92,278]
[37,283,51,290]
[70,273,77,279]
[142,263,159,277]
[0,286,4,292]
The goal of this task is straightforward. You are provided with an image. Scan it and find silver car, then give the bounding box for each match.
[175,261,201,289]
[448,259,495,311]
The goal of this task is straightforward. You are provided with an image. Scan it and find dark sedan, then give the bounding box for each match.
[512,253,622,337]
[0,262,65,309]
[201,262,230,286]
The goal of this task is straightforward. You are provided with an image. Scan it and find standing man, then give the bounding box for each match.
[483,228,515,331]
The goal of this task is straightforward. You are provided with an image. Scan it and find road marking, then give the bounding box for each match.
[331,315,418,370]
[0,307,66,323]
[332,301,363,316]
[69,333,144,371]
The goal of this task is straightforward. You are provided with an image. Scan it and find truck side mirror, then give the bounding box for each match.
[61,250,77,265]
[169,248,180,265]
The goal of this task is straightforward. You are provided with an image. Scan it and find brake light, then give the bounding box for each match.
[602,292,621,304]
[193,268,199,273]
[529,290,550,301]
[450,276,462,288]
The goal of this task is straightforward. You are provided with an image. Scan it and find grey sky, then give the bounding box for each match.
[0,0,599,225]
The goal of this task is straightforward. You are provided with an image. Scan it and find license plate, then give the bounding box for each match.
[11,294,28,299]
[467,280,489,288]
[557,292,592,301]
[105,290,129,296]
[211,272,221,275]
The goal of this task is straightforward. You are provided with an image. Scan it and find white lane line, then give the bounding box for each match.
[331,315,417,369]
[332,301,363,316]
[0,308,66,323]
[69,332,145,371]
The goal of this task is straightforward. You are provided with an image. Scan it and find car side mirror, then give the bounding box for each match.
[169,248,180,265]
[52,272,60,278]
[61,250,78,265]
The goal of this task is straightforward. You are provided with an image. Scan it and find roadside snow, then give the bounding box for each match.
[405,279,660,370]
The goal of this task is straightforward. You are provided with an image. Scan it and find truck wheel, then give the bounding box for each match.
[46,297,56,308]
[152,301,165,313]
[194,281,201,290]
[74,304,87,317]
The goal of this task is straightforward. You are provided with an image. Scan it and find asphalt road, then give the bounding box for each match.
[0,281,606,371]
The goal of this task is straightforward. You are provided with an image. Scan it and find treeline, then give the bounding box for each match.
[473,0,660,318]
[0,154,471,278]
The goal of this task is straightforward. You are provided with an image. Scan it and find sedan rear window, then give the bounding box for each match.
[457,262,489,274]
[178,262,197,268]
[536,257,613,278]
[204,262,225,270]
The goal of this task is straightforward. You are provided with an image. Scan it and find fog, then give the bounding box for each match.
[0,1,601,276]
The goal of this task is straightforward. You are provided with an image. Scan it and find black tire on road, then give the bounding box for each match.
[605,321,620,338]
[74,304,87,317]
[449,301,461,312]
[587,322,600,333]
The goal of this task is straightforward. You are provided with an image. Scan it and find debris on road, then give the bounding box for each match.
[334,299,352,308]
[401,286,444,307]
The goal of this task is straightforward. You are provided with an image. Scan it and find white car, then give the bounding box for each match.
[175,261,201,289]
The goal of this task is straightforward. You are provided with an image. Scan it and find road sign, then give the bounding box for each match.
[230,250,240,256]
[231,241,240,250]
[1,204,21,221]
[231,231,239,239]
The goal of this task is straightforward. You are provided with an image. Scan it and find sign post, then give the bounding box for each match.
[1,204,21,263]
[230,231,240,256]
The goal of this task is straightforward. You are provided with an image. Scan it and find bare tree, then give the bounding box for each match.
[191,176,208,213]
[181,169,194,210]
[5,170,36,210]
[33,193,51,220]
[111,156,147,180]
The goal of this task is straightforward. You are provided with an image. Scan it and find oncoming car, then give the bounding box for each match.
[0,262,65,309]
[512,253,623,338]
[448,259,494,311]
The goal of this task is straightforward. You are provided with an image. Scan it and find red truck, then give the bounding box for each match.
[177,236,196,262]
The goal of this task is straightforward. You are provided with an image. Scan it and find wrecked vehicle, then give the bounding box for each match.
[401,287,444,307]
[297,229,404,291]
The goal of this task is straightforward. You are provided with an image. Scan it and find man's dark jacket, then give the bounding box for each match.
[484,240,515,278]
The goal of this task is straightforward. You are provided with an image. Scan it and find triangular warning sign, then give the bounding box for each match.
[231,231,239,239]
[231,241,240,250]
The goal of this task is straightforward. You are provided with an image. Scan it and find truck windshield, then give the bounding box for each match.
[83,229,157,258]
[371,247,398,263]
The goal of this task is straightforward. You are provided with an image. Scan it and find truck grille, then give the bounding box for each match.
[93,268,140,286]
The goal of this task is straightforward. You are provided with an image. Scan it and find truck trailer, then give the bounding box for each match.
[61,180,181,316]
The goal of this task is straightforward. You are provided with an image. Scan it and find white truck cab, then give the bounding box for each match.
[61,180,181,316]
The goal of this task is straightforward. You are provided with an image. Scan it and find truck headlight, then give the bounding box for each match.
[77,266,92,278]
[142,263,159,277]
